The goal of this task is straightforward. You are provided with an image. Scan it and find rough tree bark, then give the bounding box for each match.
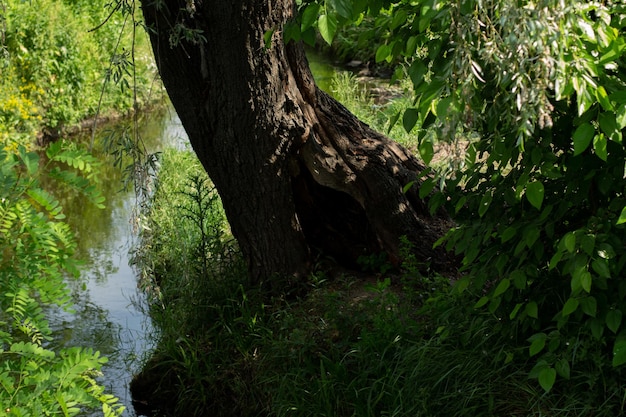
[140,0,451,285]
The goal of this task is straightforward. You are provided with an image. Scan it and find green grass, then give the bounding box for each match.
[131,72,626,417]
[1,0,158,148]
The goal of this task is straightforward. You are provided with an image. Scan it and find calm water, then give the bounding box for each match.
[47,105,189,417]
[52,52,337,416]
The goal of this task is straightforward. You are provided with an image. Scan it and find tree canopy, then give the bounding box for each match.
[295,0,626,392]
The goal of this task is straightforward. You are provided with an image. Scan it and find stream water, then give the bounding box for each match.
[51,53,339,416]
[48,106,189,417]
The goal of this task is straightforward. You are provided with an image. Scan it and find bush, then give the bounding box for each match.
[0,141,123,416]
[1,0,157,144]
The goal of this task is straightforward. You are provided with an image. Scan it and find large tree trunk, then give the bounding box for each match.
[140,0,451,285]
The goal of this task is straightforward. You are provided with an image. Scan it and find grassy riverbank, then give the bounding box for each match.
[1,0,160,148]
[130,73,625,416]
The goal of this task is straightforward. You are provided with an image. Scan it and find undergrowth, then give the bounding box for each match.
[132,134,624,416]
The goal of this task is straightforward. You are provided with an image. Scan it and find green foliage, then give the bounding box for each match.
[0,0,157,146]
[302,0,626,407]
[0,142,123,416]
[345,0,626,397]
[131,148,242,332]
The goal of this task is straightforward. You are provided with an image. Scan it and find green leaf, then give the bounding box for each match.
[596,86,613,111]
[511,269,526,290]
[509,303,523,320]
[591,258,611,278]
[526,181,544,210]
[263,29,274,49]
[616,105,626,129]
[318,14,337,45]
[573,123,595,155]
[389,9,408,30]
[590,318,604,339]
[501,226,517,243]
[580,296,597,317]
[301,4,321,31]
[474,296,489,309]
[599,112,622,143]
[538,367,557,392]
[329,0,353,19]
[593,134,607,161]
[613,339,626,367]
[408,61,427,87]
[19,147,40,176]
[577,86,595,116]
[617,207,626,225]
[375,44,391,63]
[526,301,539,319]
[493,278,510,297]
[606,310,622,334]
[563,233,576,253]
[418,177,436,199]
[419,138,434,166]
[402,108,419,133]
[478,192,492,217]
[387,111,401,134]
[580,271,592,293]
[529,333,547,356]
[555,359,570,380]
[562,298,579,316]
[580,234,596,256]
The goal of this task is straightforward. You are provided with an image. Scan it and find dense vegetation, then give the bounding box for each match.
[0,0,156,148]
[1,0,158,414]
[131,0,626,415]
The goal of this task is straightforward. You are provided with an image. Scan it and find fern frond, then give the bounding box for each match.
[49,143,102,178]
[47,168,106,209]
[26,188,66,220]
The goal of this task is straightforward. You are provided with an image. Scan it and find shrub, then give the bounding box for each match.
[0,141,123,416]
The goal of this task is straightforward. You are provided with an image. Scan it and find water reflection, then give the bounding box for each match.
[47,105,184,417]
[45,50,338,417]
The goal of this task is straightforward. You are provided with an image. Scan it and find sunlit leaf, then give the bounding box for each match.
[318,14,337,45]
[617,207,626,225]
[596,86,613,111]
